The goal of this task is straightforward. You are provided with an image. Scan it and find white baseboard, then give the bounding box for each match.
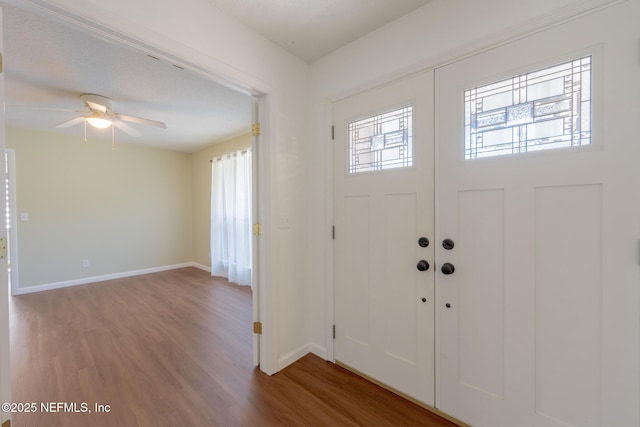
[13,262,197,295]
[278,344,312,371]
[309,343,328,360]
[277,342,329,371]
[190,262,211,273]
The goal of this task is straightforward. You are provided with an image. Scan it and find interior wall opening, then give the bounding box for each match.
[3,0,259,398]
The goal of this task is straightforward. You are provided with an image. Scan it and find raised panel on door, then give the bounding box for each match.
[336,195,372,367]
[436,2,640,426]
[534,184,602,427]
[457,189,505,400]
[334,71,435,406]
[382,193,419,366]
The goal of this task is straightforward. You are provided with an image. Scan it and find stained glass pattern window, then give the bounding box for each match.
[348,106,412,174]
[464,56,591,160]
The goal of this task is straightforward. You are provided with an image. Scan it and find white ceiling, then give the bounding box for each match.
[3,5,254,153]
[2,1,431,152]
[208,0,431,63]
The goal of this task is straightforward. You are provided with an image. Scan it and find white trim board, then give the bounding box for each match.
[191,262,212,273]
[278,343,313,371]
[13,262,198,295]
[277,343,329,371]
[5,149,18,295]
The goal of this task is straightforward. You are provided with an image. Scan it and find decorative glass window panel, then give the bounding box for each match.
[464,56,591,160]
[348,106,412,174]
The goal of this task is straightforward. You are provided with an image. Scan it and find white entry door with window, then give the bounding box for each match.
[334,71,435,405]
[436,5,639,426]
[333,2,639,426]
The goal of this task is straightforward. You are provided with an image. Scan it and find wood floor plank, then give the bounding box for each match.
[9,267,456,426]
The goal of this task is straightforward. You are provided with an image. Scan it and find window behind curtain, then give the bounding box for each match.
[210,149,252,286]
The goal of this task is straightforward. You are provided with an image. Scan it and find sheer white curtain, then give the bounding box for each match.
[210,149,252,286]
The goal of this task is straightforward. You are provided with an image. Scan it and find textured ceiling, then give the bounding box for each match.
[3,1,432,152]
[208,0,431,63]
[3,5,254,153]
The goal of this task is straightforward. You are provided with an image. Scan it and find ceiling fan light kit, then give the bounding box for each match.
[85,111,112,129]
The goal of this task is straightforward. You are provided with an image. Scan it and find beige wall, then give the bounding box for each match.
[8,126,250,289]
[7,126,194,288]
[191,133,252,268]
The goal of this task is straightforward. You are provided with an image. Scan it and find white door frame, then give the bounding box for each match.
[0,7,11,425]
[6,148,18,295]
[2,0,277,375]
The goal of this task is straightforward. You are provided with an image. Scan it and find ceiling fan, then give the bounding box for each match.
[57,94,167,137]
[10,93,166,144]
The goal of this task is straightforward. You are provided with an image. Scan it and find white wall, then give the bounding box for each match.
[12,0,310,374]
[304,0,623,356]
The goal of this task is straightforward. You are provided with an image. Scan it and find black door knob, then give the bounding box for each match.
[418,237,429,248]
[441,263,455,275]
[442,239,455,250]
[417,260,430,271]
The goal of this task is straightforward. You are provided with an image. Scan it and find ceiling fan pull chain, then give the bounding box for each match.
[84,120,87,143]
[112,126,116,151]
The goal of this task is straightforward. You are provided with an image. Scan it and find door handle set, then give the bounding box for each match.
[417,237,456,274]
[417,237,455,306]
[416,260,455,274]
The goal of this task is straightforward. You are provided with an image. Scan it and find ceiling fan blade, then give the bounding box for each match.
[117,113,167,129]
[56,116,86,128]
[85,100,108,113]
[113,120,141,137]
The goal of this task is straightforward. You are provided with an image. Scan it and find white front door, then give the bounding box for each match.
[436,3,640,426]
[334,71,435,405]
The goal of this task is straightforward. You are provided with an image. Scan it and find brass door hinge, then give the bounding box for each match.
[0,53,3,74]
[252,123,261,137]
[0,237,7,259]
[253,321,263,335]
[252,223,262,236]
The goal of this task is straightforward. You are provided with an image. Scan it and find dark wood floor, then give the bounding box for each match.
[9,267,455,426]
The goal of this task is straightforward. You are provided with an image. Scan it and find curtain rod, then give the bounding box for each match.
[210,149,249,163]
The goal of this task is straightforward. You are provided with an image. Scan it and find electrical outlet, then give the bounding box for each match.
[82,259,90,268]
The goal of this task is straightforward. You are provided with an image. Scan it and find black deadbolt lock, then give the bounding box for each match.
[442,239,455,250]
[417,260,430,271]
[418,237,429,248]
[441,263,455,275]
